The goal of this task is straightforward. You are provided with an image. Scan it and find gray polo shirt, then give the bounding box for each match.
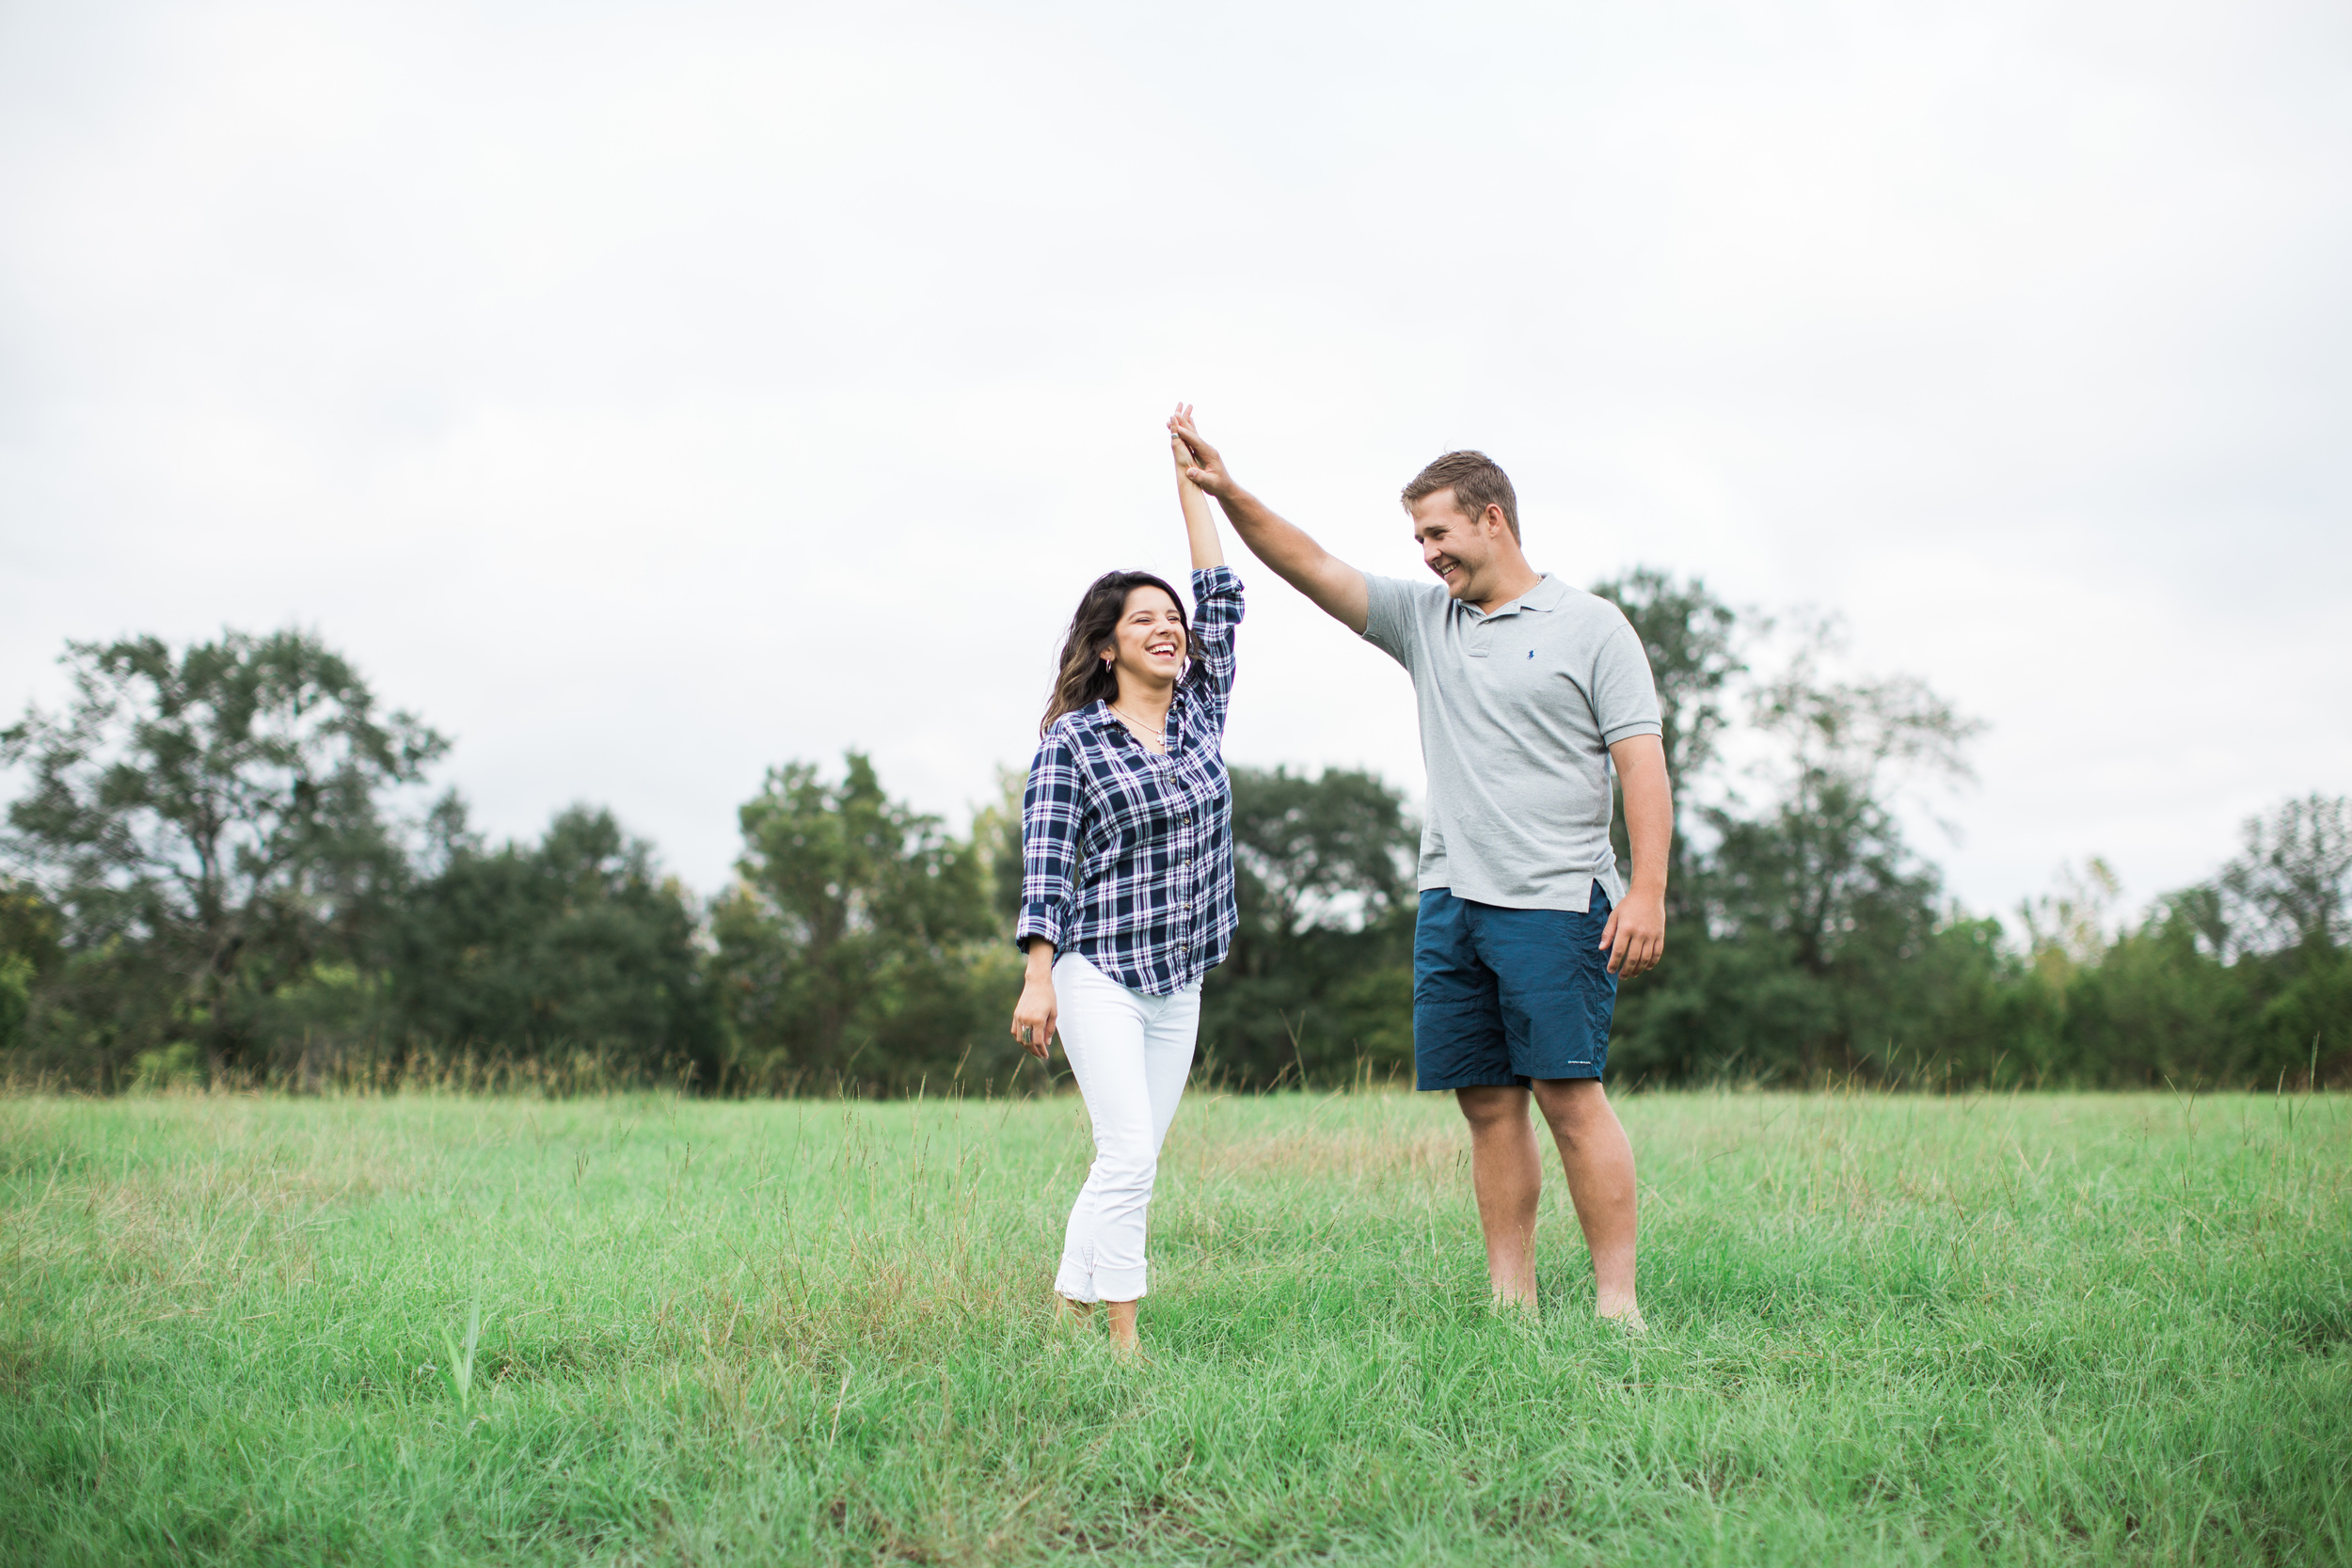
[1363,571,1661,912]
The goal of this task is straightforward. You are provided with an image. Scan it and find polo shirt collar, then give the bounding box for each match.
[1473,572,1566,620]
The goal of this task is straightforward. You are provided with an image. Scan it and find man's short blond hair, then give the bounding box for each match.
[1402,451,1518,542]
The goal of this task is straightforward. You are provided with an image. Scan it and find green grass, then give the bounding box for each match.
[1,1086,2346,1566]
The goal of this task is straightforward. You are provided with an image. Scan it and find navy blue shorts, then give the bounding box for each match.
[1412,884,1617,1090]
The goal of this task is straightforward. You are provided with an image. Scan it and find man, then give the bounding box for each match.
[1170,412,1668,1328]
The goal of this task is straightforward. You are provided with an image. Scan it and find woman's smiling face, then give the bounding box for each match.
[1107,585,1187,692]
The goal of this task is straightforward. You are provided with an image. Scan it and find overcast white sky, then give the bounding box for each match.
[4,0,2347,922]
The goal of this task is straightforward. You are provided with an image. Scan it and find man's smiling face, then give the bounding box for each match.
[1409,487,1506,603]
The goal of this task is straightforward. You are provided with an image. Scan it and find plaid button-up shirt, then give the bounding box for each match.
[1015,566,1244,995]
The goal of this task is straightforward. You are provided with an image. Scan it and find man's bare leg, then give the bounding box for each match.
[1054,1294,1095,1329]
[1455,1085,1544,1309]
[1530,1077,1642,1324]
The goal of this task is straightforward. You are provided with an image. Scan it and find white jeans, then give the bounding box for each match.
[1052,952,1200,1304]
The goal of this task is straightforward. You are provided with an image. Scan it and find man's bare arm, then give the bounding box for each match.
[1169,411,1370,635]
[1600,735,1672,978]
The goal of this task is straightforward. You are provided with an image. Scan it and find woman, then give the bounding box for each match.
[1010,403,1240,1356]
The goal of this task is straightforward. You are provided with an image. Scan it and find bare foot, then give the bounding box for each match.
[1598,1302,1648,1335]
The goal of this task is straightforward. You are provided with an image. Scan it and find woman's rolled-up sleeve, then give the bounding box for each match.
[1014,728,1085,953]
[1185,565,1245,723]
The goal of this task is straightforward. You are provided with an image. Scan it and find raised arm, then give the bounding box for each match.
[1169,409,1370,635]
[1169,404,1224,570]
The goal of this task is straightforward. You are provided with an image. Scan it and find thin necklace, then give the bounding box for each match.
[1110,702,1170,751]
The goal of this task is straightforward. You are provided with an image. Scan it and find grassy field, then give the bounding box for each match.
[1,1086,2346,1566]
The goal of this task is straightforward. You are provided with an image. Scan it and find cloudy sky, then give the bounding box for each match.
[4,0,2347,921]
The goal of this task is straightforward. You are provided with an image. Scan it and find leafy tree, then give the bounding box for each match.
[2218,793,2350,956]
[2255,942,2352,1086]
[0,879,61,1066]
[1200,766,1419,1086]
[2042,871,2347,1092]
[0,879,64,976]
[386,803,720,1085]
[711,753,1009,1094]
[1730,628,1973,957]
[2018,859,2123,977]
[0,873,173,1088]
[0,956,27,1066]
[0,630,444,1085]
[2011,799,2352,1090]
[4,601,2329,1099]
[1613,617,1982,1084]
[970,766,1026,930]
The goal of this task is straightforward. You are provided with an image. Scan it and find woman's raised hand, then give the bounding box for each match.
[1168,402,1226,570]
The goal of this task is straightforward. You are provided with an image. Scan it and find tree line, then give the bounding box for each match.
[2,583,2344,1094]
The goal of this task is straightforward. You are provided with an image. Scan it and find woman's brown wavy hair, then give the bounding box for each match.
[1040,571,1192,736]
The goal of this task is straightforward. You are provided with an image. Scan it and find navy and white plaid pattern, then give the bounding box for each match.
[1016,566,1244,996]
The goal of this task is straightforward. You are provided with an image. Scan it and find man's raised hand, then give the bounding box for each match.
[1168,404,1372,634]
[1168,408,1238,500]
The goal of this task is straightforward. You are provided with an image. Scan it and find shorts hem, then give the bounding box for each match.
[1416,1070,1529,1092]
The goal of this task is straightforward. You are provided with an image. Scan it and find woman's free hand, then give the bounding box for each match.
[1011,974,1057,1061]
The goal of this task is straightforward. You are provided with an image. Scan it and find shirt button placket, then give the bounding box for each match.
[1176,810,1190,952]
